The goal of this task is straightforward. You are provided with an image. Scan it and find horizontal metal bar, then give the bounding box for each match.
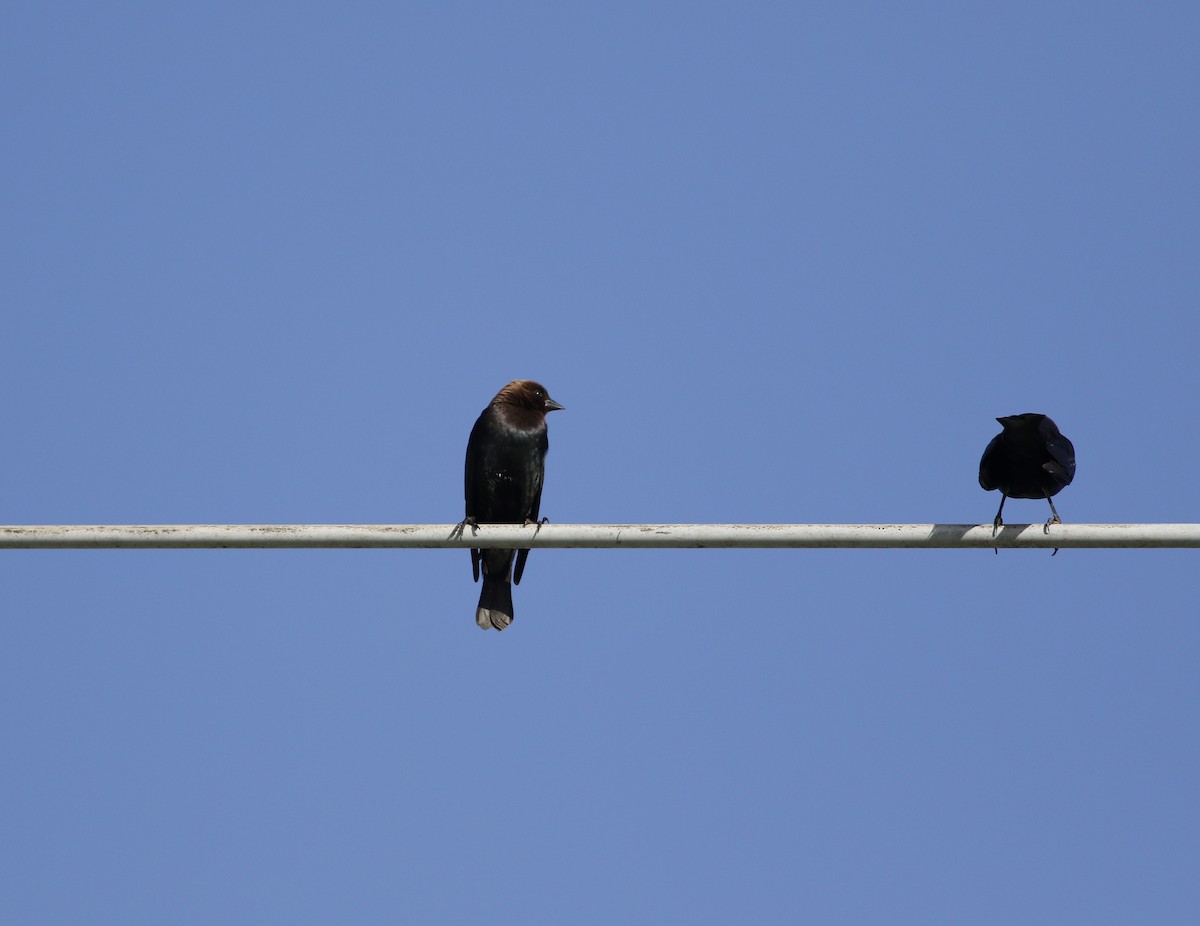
[0,524,1196,549]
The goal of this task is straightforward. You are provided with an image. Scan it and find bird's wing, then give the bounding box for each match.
[1041,422,1076,483]
[464,420,481,519]
[978,434,1004,490]
[464,414,484,580]
[513,470,544,586]
[513,549,529,585]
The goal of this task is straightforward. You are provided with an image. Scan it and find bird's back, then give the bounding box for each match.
[979,416,1074,499]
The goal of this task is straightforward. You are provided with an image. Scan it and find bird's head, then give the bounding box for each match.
[495,380,565,413]
[997,413,1045,429]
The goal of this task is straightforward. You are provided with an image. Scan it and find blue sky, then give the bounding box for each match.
[3,2,1199,922]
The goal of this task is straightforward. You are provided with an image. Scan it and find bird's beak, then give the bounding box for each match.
[996,416,1014,426]
[544,397,565,412]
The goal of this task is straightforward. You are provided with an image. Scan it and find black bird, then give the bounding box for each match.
[462,380,564,630]
[979,413,1076,547]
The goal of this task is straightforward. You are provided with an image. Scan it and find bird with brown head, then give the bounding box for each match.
[462,380,564,630]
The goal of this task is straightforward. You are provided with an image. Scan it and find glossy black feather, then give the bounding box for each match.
[979,413,1075,499]
[463,380,563,630]
[979,413,1075,541]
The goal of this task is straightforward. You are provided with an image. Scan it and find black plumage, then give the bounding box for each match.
[462,380,564,630]
[979,413,1076,542]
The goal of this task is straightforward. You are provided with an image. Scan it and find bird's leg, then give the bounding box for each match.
[1045,493,1062,556]
[450,516,478,541]
[524,516,550,539]
[991,494,1007,554]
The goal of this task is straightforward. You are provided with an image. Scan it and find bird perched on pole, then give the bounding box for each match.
[460,380,564,630]
[979,413,1076,552]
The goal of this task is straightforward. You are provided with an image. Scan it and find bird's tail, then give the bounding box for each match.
[476,577,514,631]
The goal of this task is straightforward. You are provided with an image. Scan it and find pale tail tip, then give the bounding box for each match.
[476,608,512,631]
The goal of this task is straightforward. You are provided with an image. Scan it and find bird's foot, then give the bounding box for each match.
[524,516,549,538]
[1045,514,1062,555]
[450,516,478,541]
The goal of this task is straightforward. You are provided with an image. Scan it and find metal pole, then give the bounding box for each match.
[0,523,1197,549]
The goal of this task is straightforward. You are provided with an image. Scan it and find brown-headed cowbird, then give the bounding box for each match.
[461,380,564,630]
[979,413,1076,546]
